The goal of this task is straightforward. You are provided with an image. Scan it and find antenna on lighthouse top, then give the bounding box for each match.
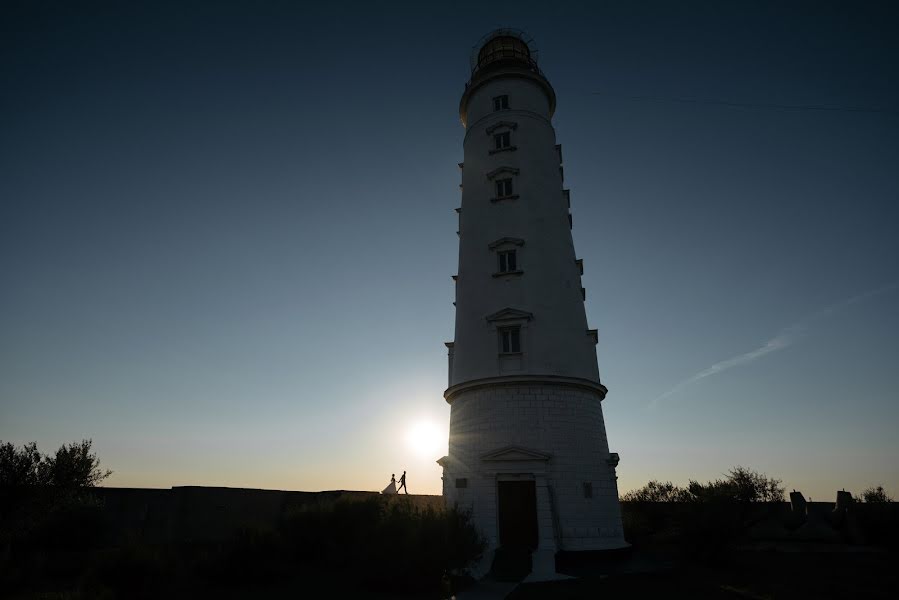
[469,29,541,76]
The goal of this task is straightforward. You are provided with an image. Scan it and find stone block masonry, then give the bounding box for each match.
[444,382,626,553]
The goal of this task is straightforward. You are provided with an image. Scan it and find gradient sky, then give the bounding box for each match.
[2,1,897,499]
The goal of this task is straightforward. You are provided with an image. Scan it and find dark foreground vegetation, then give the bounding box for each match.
[1,440,484,598]
[512,551,899,599]
[619,467,898,554]
[514,468,899,599]
[3,443,896,599]
[2,488,484,598]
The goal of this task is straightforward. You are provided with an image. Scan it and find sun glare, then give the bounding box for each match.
[405,421,444,459]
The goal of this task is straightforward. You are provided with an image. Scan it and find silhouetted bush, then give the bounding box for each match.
[0,439,111,488]
[686,466,785,503]
[3,494,483,597]
[277,496,485,592]
[0,488,113,597]
[621,480,691,503]
[85,496,485,595]
[620,467,786,560]
[861,485,893,503]
[854,502,899,549]
[1,440,112,553]
[0,441,44,486]
[621,467,785,506]
[1,441,117,596]
[79,543,169,599]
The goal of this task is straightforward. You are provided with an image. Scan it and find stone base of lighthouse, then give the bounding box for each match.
[439,378,628,577]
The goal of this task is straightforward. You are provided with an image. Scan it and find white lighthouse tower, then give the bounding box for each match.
[439,30,628,577]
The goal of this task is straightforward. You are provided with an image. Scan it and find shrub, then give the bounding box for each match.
[686,466,785,503]
[0,442,43,486]
[861,485,893,503]
[277,496,484,592]
[620,467,786,560]
[43,440,112,488]
[621,480,690,502]
[621,467,784,505]
[1,439,113,595]
[79,543,168,598]
[0,439,111,488]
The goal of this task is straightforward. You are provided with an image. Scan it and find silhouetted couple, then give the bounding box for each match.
[381,471,407,495]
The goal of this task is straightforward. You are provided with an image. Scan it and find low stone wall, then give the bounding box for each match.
[93,486,443,545]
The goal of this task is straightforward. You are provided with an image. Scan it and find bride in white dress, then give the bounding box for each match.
[381,473,397,495]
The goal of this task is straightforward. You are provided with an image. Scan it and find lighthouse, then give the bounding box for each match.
[438,30,628,577]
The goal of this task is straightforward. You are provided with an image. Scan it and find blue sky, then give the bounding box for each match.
[2,1,897,498]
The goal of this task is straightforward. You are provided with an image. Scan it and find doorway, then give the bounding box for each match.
[497,480,538,550]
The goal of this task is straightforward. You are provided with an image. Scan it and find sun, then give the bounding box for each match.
[405,420,444,459]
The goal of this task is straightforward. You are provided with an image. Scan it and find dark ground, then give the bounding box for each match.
[5,495,898,598]
[6,544,897,599]
[509,546,898,599]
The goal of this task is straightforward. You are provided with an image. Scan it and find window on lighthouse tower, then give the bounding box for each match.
[493,131,511,150]
[499,327,521,354]
[498,249,517,273]
[495,178,513,198]
[493,95,509,111]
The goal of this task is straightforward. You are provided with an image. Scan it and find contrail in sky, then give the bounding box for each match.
[649,282,899,408]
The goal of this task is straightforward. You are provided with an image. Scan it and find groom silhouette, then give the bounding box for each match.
[397,470,407,494]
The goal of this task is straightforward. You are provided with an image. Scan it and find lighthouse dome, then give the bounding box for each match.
[460,29,555,126]
[471,29,538,76]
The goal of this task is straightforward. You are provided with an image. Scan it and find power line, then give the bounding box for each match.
[590,92,899,115]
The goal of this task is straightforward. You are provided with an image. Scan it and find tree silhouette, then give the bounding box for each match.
[621,466,785,503]
[621,480,691,502]
[861,485,893,503]
[0,439,111,487]
[0,441,43,486]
